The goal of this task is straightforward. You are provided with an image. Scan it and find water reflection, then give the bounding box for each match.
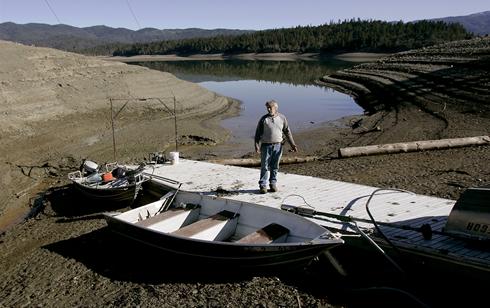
[136,59,353,85]
[134,60,363,143]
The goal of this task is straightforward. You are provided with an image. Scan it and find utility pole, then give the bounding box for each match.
[110,98,117,161]
[174,95,178,152]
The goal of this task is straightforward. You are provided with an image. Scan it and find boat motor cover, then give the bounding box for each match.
[444,185,490,240]
[83,160,98,174]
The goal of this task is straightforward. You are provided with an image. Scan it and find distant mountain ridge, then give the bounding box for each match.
[0,22,253,51]
[427,11,490,35]
[0,10,488,53]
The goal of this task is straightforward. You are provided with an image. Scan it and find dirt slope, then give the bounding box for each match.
[0,40,235,228]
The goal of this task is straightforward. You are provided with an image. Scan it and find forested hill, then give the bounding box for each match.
[0,22,252,52]
[110,20,471,57]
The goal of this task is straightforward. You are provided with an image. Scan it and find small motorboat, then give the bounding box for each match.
[103,190,344,268]
[68,160,148,204]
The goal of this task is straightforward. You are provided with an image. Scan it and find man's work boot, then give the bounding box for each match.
[269,184,278,192]
[259,186,267,194]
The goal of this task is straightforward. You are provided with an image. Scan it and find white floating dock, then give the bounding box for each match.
[142,159,490,273]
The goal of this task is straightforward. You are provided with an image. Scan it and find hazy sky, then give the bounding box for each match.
[0,0,488,30]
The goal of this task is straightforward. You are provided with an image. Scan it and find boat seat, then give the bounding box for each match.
[236,223,289,244]
[171,210,239,241]
[135,206,200,233]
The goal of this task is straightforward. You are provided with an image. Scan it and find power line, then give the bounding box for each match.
[43,0,61,24]
[125,0,141,29]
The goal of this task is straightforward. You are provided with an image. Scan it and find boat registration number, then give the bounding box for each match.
[466,222,490,234]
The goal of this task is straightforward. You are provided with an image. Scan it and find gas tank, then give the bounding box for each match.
[444,185,490,240]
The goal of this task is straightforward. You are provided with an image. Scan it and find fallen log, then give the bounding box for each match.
[338,135,490,158]
[206,156,320,167]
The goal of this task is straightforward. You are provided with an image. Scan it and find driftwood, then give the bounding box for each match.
[206,156,320,167]
[338,135,490,158]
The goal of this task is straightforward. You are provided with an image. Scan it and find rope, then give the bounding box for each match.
[281,194,315,208]
[364,188,414,255]
[351,220,404,274]
[350,286,430,308]
[281,191,409,274]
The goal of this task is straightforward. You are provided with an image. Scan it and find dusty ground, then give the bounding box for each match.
[0,38,489,307]
[0,39,238,230]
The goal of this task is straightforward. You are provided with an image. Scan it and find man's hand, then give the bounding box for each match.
[255,145,260,154]
[290,145,298,152]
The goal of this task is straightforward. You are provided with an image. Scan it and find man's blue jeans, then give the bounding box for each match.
[259,143,283,188]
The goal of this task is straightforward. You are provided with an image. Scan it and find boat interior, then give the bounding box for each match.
[68,161,147,189]
[111,191,335,245]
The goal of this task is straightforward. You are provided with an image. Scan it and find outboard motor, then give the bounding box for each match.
[80,160,98,176]
[444,185,490,240]
[149,152,166,164]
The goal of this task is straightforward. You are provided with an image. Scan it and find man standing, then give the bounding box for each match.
[255,100,298,194]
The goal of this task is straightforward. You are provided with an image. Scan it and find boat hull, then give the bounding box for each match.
[105,215,340,268]
[104,191,343,269]
[72,181,139,204]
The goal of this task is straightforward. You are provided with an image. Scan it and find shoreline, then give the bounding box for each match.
[100,52,389,63]
[0,96,242,234]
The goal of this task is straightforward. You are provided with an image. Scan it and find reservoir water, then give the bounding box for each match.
[135,59,363,145]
